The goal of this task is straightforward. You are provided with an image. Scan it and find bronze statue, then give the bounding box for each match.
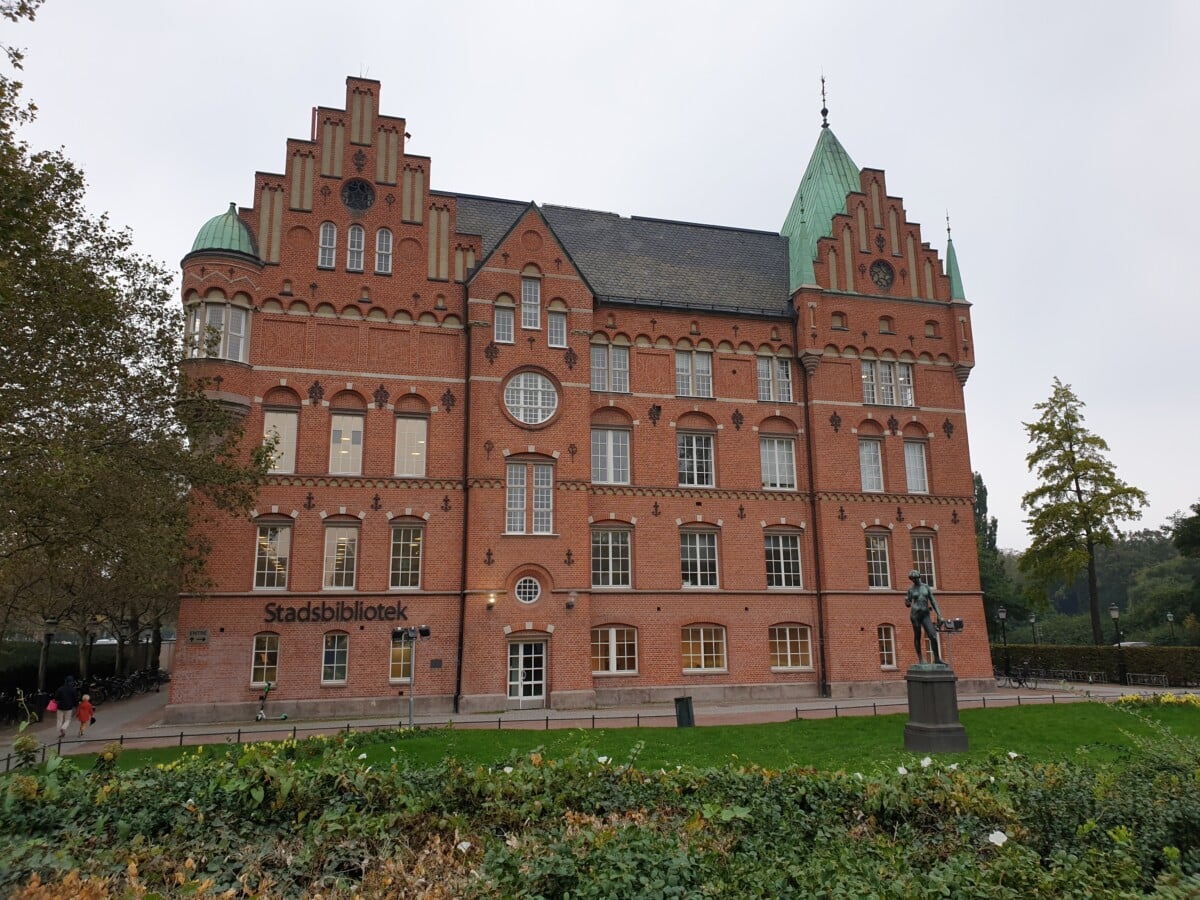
[905,569,945,665]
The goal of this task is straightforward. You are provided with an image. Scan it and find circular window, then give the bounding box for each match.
[503,371,559,425]
[341,179,376,211]
[514,576,541,604]
[869,259,894,291]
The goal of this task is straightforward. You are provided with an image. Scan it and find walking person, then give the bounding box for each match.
[52,675,79,739]
[75,693,94,737]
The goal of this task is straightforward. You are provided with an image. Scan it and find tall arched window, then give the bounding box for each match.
[318,222,337,268]
[347,225,365,272]
[376,228,393,274]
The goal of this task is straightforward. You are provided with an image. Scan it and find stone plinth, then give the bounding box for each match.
[904,665,968,753]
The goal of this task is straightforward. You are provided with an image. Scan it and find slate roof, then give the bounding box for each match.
[453,194,792,317]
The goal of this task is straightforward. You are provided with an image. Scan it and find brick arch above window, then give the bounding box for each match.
[591,406,633,428]
[901,422,929,439]
[676,411,716,431]
[521,263,542,277]
[394,393,430,415]
[263,386,301,408]
[858,419,885,437]
[328,390,367,411]
[758,414,798,434]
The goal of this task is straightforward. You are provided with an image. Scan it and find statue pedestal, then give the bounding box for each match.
[904,665,968,753]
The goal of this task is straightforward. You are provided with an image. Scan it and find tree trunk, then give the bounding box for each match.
[151,618,162,670]
[78,637,89,681]
[1087,541,1104,645]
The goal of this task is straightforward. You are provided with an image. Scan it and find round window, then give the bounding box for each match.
[341,179,376,211]
[503,371,558,425]
[514,577,541,604]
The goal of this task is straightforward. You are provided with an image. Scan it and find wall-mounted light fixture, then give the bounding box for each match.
[566,591,577,611]
[487,592,496,610]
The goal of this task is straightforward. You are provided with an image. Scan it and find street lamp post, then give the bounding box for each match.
[1167,612,1176,643]
[1029,613,1039,646]
[1110,603,1126,686]
[395,625,431,727]
[998,607,1010,677]
[37,617,58,693]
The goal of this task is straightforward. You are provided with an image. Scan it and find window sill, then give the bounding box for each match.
[880,665,898,671]
[681,586,720,591]
[388,678,414,686]
[252,587,289,592]
[320,681,348,688]
[322,587,358,592]
[682,668,728,675]
[592,670,639,677]
[590,585,632,591]
[770,666,814,673]
[503,532,561,537]
[389,586,421,592]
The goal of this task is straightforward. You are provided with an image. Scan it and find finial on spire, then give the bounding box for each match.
[820,74,829,129]
[945,210,952,240]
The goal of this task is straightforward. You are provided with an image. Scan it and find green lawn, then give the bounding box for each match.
[84,701,1199,774]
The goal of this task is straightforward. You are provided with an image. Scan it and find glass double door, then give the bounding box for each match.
[507,640,546,709]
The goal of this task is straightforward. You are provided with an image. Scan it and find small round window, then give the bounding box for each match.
[503,371,558,425]
[341,179,376,211]
[514,577,541,604]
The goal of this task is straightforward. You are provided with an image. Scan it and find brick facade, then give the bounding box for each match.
[166,77,989,724]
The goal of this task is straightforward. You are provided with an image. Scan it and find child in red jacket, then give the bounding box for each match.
[75,694,94,737]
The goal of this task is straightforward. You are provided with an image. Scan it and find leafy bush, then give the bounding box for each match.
[992,642,1200,685]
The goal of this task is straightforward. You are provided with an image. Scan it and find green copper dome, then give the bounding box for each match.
[190,202,258,258]
[781,127,860,293]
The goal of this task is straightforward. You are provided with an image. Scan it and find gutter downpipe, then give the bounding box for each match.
[452,276,473,713]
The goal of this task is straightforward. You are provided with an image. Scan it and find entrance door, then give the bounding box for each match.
[508,640,546,709]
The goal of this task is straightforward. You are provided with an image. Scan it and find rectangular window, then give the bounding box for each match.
[506,462,554,534]
[251,634,279,686]
[676,350,712,397]
[323,526,358,589]
[681,625,726,671]
[591,345,630,392]
[227,307,247,362]
[911,534,936,588]
[506,463,526,533]
[389,633,412,681]
[680,531,718,588]
[757,357,792,402]
[591,428,630,484]
[878,625,896,668]
[859,439,884,492]
[760,437,796,490]
[375,229,392,274]
[592,626,638,673]
[677,433,715,487]
[765,533,802,588]
[263,410,298,474]
[254,524,290,590]
[390,525,423,589]
[904,441,928,494]
[329,414,364,475]
[347,225,364,272]
[322,633,348,683]
[495,306,514,344]
[548,310,567,348]
[318,222,336,269]
[866,533,890,589]
[185,306,202,359]
[394,417,427,477]
[769,625,812,669]
[521,277,540,329]
[532,464,553,534]
[862,360,915,406]
[591,529,631,588]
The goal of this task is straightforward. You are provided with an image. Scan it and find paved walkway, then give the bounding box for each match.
[2,679,1154,768]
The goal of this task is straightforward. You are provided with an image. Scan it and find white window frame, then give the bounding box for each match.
[911,534,937,589]
[765,533,802,588]
[760,437,796,490]
[515,576,541,604]
[394,417,427,478]
[503,371,558,425]
[389,525,423,589]
[251,633,279,686]
[866,533,891,589]
[592,626,638,674]
[591,528,632,588]
[318,222,337,268]
[904,440,928,494]
[186,301,249,363]
[681,625,727,672]
[347,224,365,272]
[253,523,291,590]
[329,413,364,475]
[375,228,393,274]
[769,624,812,670]
[521,277,541,329]
[859,439,884,493]
[675,350,713,397]
[506,462,554,534]
[547,310,567,348]
[680,531,719,588]
[321,632,349,684]
[757,357,792,402]
[494,306,515,344]
[591,344,630,392]
[263,409,298,474]
[878,625,897,669]
[862,360,915,406]
[591,428,630,485]
[323,526,359,590]
[677,432,715,487]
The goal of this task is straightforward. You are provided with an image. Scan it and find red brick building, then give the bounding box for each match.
[167,77,989,723]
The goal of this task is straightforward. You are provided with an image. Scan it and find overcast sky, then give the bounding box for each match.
[9,1,1198,550]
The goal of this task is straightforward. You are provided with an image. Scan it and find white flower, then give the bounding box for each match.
[897,765,908,775]
[920,756,932,769]
[1007,751,1019,759]
[503,766,514,774]
[949,763,959,771]
[390,746,397,753]
[989,776,995,783]
[854,772,863,780]
[988,830,1008,847]
[456,840,472,853]
[357,752,367,760]
[597,756,610,764]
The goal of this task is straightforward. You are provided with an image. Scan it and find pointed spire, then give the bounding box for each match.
[945,212,966,300]
[820,75,829,129]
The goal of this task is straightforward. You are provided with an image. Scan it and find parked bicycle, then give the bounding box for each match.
[995,662,1039,690]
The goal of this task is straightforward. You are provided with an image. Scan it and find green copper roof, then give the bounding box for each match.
[190,202,258,258]
[946,233,965,300]
[781,127,860,293]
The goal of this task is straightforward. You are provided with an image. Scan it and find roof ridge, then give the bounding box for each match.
[629,214,781,237]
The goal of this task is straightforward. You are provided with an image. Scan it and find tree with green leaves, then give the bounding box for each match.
[1172,502,1200,559]
[1020,378,1148,645]
[973,472,1020,625]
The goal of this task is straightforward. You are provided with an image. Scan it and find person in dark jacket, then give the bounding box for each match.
[52,675,79,738]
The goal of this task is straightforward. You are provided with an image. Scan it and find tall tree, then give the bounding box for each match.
[1020,378,1148,644]
[1172,502,1200,559]
[973,472,1019,624]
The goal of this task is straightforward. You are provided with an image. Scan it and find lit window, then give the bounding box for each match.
[878,625,896,668]
[681,531,718,588]
[394,417,427,477]
[185,302,249,362]
[323,526,358,589]
[494,306,515,344]
[677,432,714,487]
[329,414,364,475]
[591,345,630,392]
[375,228,393,274]
[390,525,423,589]
[254,524,290,590]
[506,462,554,534]
[681,625,726,671]
[676,350,712,397]
[263,410,298,474]
[760,437,796,490]
[859,439,884,492]
[389,632,412,681]
[548,310,567,348]
[765,533,802,588]
[318,222,336,268]
[322,633,348,683]
[866,533,891,589]
[591,428,630,484]
[503,372,558,425]
[862,360,915,406]
[769,625,812,669]
[347,225,365,272]
[591,529,631,588]
[251,633,279,686]
[904,441,928,494]
[515,576,541,603]
[592,626,637,673]
[521,277,540,329]
[911,534,936,589]
[757,357,792,402]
